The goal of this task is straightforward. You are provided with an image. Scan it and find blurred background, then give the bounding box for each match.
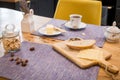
[0,0,120,28]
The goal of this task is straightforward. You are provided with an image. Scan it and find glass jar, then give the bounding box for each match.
[2,24,21,53]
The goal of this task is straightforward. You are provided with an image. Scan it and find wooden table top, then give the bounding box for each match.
[0,8,120,80]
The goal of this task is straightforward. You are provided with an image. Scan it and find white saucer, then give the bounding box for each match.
[38,27,62,36]
[65,21,87,29]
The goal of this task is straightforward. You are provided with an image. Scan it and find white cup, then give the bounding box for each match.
[70,14,82,29]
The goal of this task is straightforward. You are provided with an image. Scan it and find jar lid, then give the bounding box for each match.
[107,21,120,33]
[2,24,19,38]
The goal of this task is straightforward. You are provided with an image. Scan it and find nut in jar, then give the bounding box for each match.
[2,24,21,53]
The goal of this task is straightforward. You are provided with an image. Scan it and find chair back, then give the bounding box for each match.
[54,0,102,25]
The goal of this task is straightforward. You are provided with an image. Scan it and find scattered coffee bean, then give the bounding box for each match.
[16,60,21,65]
[21,62,27,67]
[9,57,14,61]
[29,47,35,51]
[15,57,20,61]
[25,59,28,63]
[9,55,28,67]
[11,53,14,57]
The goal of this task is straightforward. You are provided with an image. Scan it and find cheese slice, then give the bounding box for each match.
[45,24,55,34]
[77,49,104,61]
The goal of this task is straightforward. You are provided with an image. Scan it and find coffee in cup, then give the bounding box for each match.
[70,14,82,29]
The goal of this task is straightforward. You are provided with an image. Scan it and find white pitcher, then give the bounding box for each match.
[21,9,34,33]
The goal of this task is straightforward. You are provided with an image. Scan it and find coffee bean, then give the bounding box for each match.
[25,59,28,63]
[16,61,20,65]
[11,53,14,57]
[15,57,20,61]
[21,59,26,63]
[21,62,27,67]
[9,57,14,61]
[29,47,35,51]
[9,55,28,67]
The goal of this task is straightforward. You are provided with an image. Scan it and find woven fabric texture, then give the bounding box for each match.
[0,41,99,80]
[34,19,105,47]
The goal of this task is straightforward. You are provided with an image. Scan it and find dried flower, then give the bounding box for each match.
[19,0,30,14]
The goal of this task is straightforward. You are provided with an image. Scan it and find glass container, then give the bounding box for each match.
[2,24,21,53]
[104,21,120,42]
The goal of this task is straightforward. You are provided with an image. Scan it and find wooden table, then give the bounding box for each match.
[0,8,120,80]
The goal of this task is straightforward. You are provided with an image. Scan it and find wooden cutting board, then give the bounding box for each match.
[53,41,119,74]
[52,41,111,68]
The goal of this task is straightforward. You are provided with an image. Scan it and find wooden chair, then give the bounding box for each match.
[54,0,102,25]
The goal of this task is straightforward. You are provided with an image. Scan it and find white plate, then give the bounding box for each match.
[38,27,62,36]
[65,21,87,29]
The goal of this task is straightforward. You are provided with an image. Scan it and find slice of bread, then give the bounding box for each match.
[66,40,96,50]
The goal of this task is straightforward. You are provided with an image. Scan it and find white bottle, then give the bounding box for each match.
[21,9,35,33]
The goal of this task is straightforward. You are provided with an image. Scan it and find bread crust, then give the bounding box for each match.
[66,40,96,50]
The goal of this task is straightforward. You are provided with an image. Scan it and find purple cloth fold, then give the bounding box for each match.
[0,41,99,80]
[33,19,105,47]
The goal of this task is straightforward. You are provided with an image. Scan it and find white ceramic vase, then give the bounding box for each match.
[21,9,34,33]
